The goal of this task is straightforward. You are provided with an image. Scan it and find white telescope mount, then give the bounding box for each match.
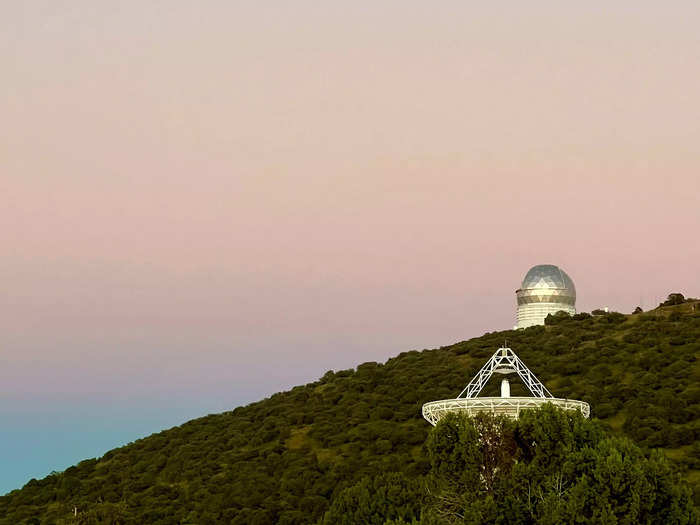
[422,347,590,425]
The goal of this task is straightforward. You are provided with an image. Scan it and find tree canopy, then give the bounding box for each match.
[423,407,696,524]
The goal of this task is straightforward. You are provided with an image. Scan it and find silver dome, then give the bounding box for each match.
[516,265,576,306]
[520,265,576,296]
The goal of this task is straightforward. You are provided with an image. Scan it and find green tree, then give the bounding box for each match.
[321,472,424,525]
[425,406,696,524]
[662,293,687,306]
[544,311,572,325]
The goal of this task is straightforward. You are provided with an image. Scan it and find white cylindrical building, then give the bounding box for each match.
[500,379,510,398]
[516,264,576,328]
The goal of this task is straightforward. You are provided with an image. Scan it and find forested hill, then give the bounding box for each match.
[2,301,699,524]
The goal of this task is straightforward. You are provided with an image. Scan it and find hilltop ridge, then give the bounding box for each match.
[1,302,698,524]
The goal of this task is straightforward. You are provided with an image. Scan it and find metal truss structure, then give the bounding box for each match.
[422,347,590,425]
[458,347,553,399]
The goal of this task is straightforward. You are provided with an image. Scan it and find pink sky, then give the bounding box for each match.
[1,1,699,492]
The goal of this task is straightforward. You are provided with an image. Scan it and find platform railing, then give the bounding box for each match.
[422,396,590,425]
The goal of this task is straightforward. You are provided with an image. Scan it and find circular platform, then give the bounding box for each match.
[422,396,590,425]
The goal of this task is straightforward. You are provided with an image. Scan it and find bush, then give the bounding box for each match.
[544,311,572,325]
[662,293,687,307]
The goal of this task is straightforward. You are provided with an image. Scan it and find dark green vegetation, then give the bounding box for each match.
[1,300,699,524]
[320,407,696,524]
[422,408,695,524]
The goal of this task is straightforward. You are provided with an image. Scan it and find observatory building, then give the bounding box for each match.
[516,264,576,329]
[422,347,590,425]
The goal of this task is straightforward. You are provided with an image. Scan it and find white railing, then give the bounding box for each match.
[422,397,590,426]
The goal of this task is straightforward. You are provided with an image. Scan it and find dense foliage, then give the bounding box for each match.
[423,408,695,524]
[1,301,699,524]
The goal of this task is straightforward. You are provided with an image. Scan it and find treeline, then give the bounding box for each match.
[323,407,696,524]
[0,301,698,523]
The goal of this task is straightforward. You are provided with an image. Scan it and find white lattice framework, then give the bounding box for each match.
[458,347,553,399]
[422,347,590,425]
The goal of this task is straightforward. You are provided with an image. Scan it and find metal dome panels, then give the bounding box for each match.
[520,264,576,298]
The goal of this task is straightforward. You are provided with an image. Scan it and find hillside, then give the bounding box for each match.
[1,302,699,524]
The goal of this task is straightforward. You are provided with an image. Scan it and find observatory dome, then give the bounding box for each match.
[516,264,576,328]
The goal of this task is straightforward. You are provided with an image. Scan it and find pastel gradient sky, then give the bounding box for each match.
[2,1,699,494]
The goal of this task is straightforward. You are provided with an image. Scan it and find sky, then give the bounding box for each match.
[2,1,700,494]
